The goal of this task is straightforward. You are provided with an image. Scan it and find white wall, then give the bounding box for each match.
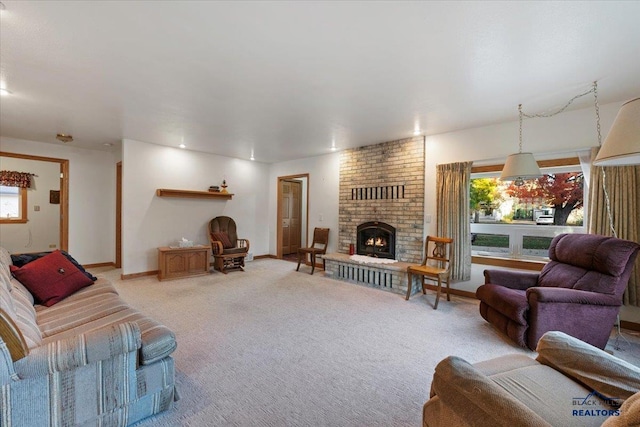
[0,137,116,264]
[0,156,60,253]
[269,153,340,256]
[121,139,270,275]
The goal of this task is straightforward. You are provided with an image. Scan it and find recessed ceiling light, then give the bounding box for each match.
[0,88,11,96]
[103,143,114,147]
[179,143,186,149]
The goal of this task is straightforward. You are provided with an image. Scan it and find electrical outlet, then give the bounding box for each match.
[319,213,323,222]
[34,205,40,211]
[425,214,432,223]
[49,244,56,248]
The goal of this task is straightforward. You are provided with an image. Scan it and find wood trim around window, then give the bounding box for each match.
[0,187,28,224]
[471,157,580,174]
[472,255,546,271]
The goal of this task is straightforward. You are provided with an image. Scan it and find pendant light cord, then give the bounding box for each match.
[593,81,618,238]
[594,81,626,350]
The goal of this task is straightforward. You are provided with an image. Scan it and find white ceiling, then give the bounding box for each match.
[1,1,639,163]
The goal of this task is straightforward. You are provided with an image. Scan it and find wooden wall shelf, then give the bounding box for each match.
[156,189,233,200]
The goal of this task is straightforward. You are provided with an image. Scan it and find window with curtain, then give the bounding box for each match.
[470,158,587,261]
[0,170,32,224]
[436,161,472,281]
[589,147,640,307]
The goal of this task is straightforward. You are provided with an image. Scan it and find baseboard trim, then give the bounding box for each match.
[421,284,476,299]
[121,270,158,280]
[84,262,115,268]
[621,320,640,332]
[257,254,321,264]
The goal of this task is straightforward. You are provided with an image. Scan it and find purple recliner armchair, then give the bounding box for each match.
[476,233,640,350]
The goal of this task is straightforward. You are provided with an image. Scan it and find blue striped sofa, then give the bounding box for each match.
[0,247,178,426]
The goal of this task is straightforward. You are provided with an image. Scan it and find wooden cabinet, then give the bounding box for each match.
[158,246,211,281]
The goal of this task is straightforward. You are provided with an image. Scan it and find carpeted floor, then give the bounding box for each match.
[93,259,640,427]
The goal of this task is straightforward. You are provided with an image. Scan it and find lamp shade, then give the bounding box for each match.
[593,97,640,166]
[500,152,542,184]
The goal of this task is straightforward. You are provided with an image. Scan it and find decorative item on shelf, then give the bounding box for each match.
[208,185,220,193]
[220,179,228,194]
[349,243,355,255]
[178,237,194,248]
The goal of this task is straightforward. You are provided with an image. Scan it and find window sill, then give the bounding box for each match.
[0,219,28,224]
[472,255,546,271]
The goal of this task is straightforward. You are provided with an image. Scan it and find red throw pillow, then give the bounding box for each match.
[211,232,234,249]
[10,250,94,307]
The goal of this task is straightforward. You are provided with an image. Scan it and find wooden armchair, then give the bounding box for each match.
[208,216,250,274]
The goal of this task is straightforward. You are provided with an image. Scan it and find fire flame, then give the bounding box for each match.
[365,237,387,247]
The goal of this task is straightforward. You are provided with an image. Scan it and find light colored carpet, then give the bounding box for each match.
[93,259,640,427]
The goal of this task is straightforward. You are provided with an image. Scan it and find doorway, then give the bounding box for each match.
[277,174,309,259]
[0,151,69,252]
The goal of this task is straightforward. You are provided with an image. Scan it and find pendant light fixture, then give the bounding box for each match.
[500,104,542,186]
[593,97,640,166]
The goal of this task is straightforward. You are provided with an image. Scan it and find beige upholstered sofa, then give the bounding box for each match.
[424,331,640,427]
[0,247,177,426]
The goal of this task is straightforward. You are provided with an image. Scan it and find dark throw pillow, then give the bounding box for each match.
[11,250,98,281]
[10,250,94,307]
[211,232,234,249]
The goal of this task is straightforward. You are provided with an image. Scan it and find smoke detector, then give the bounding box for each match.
[56,133,73,143]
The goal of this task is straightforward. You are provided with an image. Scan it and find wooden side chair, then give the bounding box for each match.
[406,236,454,309]
[208,216,250,274]
[296,227,329,275]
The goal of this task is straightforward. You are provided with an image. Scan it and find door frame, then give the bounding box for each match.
[115,161,122,268]
[0,151,69,251]
[276,173,309,259]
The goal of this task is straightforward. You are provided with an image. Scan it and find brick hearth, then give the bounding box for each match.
[323,253,422,297]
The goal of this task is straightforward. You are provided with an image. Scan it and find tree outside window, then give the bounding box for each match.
[470,160,586,261]
[470,172,584,226]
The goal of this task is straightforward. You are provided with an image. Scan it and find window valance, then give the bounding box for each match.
[0,171,35,188]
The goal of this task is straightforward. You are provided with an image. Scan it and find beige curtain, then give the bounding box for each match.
[436,161,472,281]
[588,147,640,306]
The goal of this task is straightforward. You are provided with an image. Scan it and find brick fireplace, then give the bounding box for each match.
[338,135,425,264]
[325,136,425,296]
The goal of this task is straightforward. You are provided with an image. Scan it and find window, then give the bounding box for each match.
[470,158,586,261]
[0,185,28,223]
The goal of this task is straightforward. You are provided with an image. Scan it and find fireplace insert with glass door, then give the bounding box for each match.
[356,221,396,259]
